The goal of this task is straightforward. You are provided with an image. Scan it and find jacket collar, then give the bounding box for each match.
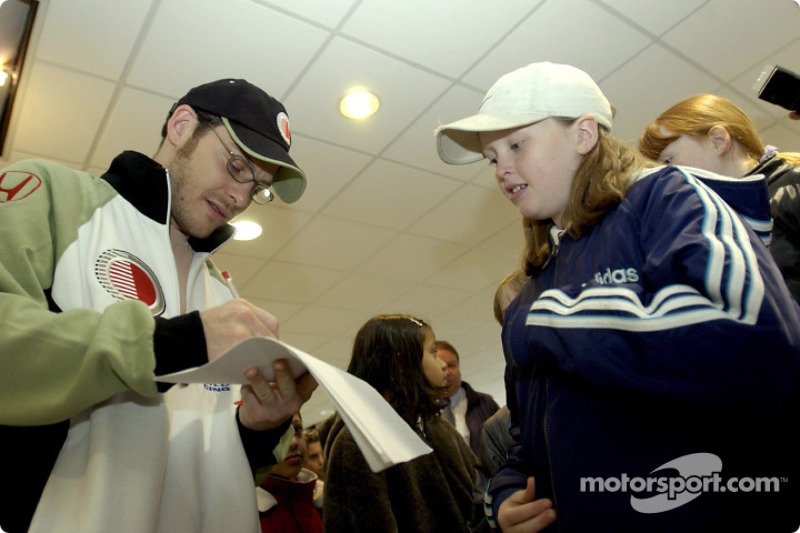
[100,151,235,253]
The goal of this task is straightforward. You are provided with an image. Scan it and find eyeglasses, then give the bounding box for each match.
[209,127,274,204]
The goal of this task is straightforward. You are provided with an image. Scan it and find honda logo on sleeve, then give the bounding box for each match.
[0,171,42,202]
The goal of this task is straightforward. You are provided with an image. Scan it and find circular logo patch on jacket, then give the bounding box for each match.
[95,249,165,315]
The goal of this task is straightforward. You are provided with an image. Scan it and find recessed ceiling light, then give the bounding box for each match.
[231,220,262,241]
[339,90,380,120]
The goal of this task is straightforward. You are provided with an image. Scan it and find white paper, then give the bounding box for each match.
[156,336,432,472]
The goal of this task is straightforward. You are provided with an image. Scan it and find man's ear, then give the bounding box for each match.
[707,125,732,156]
[575,114,600,155]
[164,104,198,148]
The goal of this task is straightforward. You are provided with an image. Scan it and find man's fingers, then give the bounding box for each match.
[245,366,276,403]
[296,373,318,401]
[272,360,297,399]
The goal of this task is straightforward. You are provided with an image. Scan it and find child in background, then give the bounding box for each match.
[435,62,800,532]
[257,413,323,533]
[639,93,800,302]
[323,315,489,532]
[481,269,529,477]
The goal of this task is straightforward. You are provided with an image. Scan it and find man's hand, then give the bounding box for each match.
[199,299,280,361]
[238,359,318,431]
[789,111,800,120]
[497,477,557,533]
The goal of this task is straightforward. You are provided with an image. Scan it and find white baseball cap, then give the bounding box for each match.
[435,62,613,165]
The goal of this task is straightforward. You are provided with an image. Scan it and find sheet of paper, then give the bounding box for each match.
[156,336,432,472]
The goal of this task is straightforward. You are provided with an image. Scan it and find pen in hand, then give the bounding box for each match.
[222,270,241,299]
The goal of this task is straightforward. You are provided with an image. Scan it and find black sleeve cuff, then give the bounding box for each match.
[153,311,208,392]
[237,412,291,475]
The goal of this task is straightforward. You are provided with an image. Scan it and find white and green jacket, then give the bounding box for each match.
[0,151,289,533]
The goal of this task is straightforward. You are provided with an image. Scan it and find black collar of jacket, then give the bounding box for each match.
[101,151,235,253]
[749,154,798,186]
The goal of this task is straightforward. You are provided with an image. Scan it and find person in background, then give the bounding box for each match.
[481,269,529,476]
[324,315,489,532]
[0,79,317,533]
[639,93,800,302]
[303,428,325,481]
[437,340,500,458]
[435,61,800,532]
[257,413,324,533]
[492,269,530,326]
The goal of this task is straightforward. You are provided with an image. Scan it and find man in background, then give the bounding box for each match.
[436,340,499,457]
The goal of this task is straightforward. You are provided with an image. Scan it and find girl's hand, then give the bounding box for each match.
[497,477,557,533]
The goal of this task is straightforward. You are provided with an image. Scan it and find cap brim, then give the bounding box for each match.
[435,112,550,165]
[223,118,307,203]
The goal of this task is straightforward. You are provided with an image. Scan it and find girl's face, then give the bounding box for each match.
[420,327,446,388]
[655,127,721,172]
[479,118,583,227]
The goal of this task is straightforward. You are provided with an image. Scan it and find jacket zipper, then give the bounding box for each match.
[543,378,560,531]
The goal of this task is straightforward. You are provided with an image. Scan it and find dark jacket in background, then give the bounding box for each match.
[749,154,800,301]
[462,381,500,458]
[323,413,489,532]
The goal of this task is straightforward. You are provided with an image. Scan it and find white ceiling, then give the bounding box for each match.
[3,0,800,425]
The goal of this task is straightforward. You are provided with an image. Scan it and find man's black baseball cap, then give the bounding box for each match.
[172,79,306,203]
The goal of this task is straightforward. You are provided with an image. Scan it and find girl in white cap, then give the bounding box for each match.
[435,62,800,532]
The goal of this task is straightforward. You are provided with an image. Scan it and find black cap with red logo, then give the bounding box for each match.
[172,79,306,203]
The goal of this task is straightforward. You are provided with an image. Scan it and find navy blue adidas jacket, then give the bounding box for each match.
[488,166,800,532]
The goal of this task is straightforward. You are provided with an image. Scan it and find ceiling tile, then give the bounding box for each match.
[89,87,172,169]
[212,252,268,287]
[385,284,473,319]
[357,233,469,282]
[451,322,505,358]
[286,134,373,213]
[255,0,358,28]
[662,0,800,82]
[281,332,336,356]
[223,206,314,260]
[478,219,525,258]
[310,336,355,367]
[245,298,305,324]
[275,215,397,270]
[463,0,650,90]
[11,63,114,163]
[382,84,490,181]
[322,159,460,229]
[240,260,346,304]
[316,275,413,312]
[758,122,800,153]
[34,0,154,79]
[282,305,366,336]
[424,248,519,292]
[592,0,707,36]
[600,44,719,145]
[409,184,518,245]
[127,0,329,98]
[341,0,540,79]
[284,37,451,154]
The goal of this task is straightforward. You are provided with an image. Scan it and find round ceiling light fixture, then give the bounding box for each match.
[231,220,263,241]
[339,90,380,120]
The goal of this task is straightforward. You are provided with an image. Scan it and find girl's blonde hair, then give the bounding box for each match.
[522,124,655,273]
[638,93,800,165]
